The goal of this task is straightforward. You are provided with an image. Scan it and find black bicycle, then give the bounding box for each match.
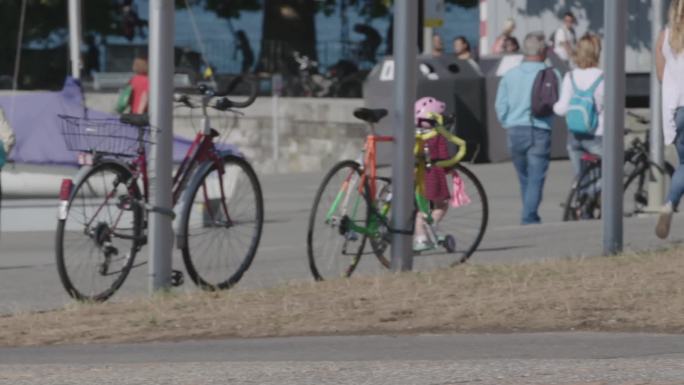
[563,114,674,221]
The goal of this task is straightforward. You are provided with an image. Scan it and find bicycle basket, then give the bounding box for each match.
[59,115,154,157]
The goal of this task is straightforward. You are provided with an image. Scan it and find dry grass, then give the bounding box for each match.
[2,248,684,347]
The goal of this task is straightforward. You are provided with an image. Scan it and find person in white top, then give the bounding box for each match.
[553,11,577,63]
[656,0,684,239]
[553,33,604,177]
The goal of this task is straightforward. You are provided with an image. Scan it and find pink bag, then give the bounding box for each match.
[450,171,471,208]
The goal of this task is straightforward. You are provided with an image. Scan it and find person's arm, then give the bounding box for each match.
[135,91,148,114]
[495,76,509,124]
[553,73,572,116]
[594,74,605,114]
[656,29,666,83]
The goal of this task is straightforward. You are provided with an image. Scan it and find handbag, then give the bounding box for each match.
[115,84,133,113]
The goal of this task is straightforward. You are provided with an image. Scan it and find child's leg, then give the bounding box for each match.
[431,199,449,225]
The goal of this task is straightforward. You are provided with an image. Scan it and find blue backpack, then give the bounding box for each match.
[0,139,5,169]
[566,73,604,135]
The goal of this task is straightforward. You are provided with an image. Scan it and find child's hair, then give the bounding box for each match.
[132,52,148,75]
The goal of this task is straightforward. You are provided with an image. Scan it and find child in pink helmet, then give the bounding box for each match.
[414,97,450,251]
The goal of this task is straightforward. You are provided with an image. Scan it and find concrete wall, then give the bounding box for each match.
[85,93,366,174]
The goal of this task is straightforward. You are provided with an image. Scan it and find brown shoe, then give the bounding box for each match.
[656,203,674,239]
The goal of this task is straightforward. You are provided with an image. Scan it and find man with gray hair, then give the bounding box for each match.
[495,32,558,225]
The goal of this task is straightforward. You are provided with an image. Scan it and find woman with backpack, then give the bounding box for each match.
[655,0,684,239]
[553,33,604,177]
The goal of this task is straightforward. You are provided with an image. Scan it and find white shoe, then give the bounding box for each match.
[656,202,674,239]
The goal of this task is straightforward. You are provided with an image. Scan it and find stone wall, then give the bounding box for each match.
[85,93,367,174]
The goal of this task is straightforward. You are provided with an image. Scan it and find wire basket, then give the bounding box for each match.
[59,115,155,158]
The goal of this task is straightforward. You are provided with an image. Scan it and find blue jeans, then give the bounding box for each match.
[567,133,602,177]
[507,126,551,225]
[667,108,684,207]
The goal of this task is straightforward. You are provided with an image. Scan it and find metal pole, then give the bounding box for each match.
[648,0,665,209]
[602,0,627,255]
[423,27,433,55]
[148,0,175,293]
[390,0,418,272]
[68,0,82,79]
[272,75,281,163]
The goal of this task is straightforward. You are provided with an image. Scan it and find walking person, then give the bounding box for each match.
[495,32,558,225]
[656,0,684,239]
[552,11,577,64]
[553,33,604,177]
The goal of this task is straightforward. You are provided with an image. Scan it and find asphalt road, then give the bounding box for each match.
[2,332,684,384]
[1,160,682,314]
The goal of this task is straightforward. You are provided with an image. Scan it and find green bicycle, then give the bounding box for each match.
[306,108,489,280]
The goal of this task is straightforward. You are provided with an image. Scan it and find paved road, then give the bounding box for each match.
[1,332,684,384]
[1,161,682,313]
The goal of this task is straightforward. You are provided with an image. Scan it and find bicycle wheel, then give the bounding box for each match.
[179,154,263,290]
[624,161,671,217]
[563,161,602,221]
[55,161,142,302]
[431,164,488,266]
[307,160,370,280]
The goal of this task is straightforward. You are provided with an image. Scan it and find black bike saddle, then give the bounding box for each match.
[353,108,388,124]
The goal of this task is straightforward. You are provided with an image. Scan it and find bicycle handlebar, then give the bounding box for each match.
[414,113,467,168]
[627,111,650,125]
[174,75,258,111]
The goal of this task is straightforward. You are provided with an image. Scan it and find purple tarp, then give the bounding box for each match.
[0,77,238,166]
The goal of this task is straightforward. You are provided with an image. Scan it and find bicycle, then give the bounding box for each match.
[563,112,674,221]
[306,108,488,280]
[55,77,264,302]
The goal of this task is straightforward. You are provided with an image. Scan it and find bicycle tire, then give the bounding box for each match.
[180,154,264,290]
[306,160,370,281]
[374,164,488,268]
[563,161,603,221]
[55,161,142,302]
[624,160,671,217]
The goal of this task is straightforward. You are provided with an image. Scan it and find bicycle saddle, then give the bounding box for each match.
[581,153,600,163]
[120,114,149,127]
[353,108,388,124]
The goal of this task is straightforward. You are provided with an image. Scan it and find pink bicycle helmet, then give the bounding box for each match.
[415,96,446,128]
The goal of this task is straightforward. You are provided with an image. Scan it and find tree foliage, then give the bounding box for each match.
[185,0,478,20]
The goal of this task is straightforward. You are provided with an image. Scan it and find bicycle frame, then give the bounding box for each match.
[330,116,467,241]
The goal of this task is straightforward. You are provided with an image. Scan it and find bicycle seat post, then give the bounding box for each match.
[201,93,212,135]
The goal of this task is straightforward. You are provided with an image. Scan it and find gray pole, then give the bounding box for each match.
[602,0,627,255]
[648,0,665,208]
[148,0,175,293]
[68,0,82,79]
[390,0,418,272]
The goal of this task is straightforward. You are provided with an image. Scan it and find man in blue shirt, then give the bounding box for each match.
[495,32,555,225]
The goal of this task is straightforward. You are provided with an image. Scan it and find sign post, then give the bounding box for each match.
[602,0,627,255]
[648,0,665,209]
[390,0,418,272]
[68,0,82,79]
[148,0,175,293]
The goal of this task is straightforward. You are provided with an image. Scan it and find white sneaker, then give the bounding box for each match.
[656,202,674,239]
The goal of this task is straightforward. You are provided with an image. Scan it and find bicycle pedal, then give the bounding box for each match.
[338,215,351,236]
[171,270,184,287]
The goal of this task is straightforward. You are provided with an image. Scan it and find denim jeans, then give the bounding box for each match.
[507,126,552,225]
[667,108,684,207]
[567,133,602,177]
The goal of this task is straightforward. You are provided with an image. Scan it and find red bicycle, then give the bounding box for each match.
[55,77,263,302]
